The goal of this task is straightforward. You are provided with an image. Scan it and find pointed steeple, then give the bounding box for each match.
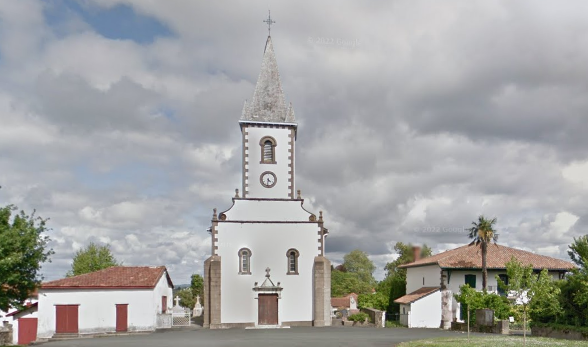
[241,36,294,123]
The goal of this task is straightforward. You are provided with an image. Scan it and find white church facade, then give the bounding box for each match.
[203,35,331,329]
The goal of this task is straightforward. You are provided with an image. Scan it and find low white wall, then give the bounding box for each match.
[409,290,441,328]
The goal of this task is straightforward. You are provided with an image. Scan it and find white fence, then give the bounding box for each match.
[172,309,191,326]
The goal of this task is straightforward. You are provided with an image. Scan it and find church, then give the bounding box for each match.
[203,34,332,329]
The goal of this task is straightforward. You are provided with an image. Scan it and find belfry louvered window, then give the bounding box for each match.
[264,141,273,161]
[259,137,276,164]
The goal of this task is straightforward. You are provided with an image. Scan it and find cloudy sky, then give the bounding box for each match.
[1,1,588,283]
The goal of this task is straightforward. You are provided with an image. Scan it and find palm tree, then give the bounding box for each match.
[468,215,498,292]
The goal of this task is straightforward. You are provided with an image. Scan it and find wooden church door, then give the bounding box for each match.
[258,294,278,325]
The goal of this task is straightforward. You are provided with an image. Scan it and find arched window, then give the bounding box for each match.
[259,136,276,164]
[286,248,299,275]
[238,248,252,275]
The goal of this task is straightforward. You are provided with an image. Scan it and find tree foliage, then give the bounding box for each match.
[454,284,511,324]
[0,205,53,311]
[191,273,204,298]
[66,242,119,277]
[175,274,204,309]
[468,215,498,291]
[331,269,372,297]
[358,292,389,311]
[495,257,555,343]
[343,249,376,286]
[568,235,588,272]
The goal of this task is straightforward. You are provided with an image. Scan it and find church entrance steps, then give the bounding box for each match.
[245,325,291,329]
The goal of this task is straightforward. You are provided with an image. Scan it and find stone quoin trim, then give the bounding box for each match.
[288,128,295,198]
[238,248,252,275]
[286,248,300,275]
[259,136,277,164]
[242,127,249,197]
[211,209,219,256]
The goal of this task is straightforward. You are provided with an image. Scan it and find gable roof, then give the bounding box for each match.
[394,287,440,305]
[41,266,173,290]
[331,293,358,308]
[399,243,575,271]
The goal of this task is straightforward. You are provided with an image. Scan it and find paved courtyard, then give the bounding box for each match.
[41,327,469,347]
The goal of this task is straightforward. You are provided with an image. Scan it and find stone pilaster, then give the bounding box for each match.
[313,256,331,327]
[204,255,221,329]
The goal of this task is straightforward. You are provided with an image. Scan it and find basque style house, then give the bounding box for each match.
[203,35,331,329]
[394,243,575,328]
[37,266,173,339]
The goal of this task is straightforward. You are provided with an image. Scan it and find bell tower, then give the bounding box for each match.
[240,36,297,199]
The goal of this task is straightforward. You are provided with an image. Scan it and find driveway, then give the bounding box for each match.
[41,327,468,347]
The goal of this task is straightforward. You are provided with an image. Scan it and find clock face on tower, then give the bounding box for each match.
[260,171,277,188]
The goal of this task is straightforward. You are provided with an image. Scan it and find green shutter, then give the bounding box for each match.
[465,274,476,289]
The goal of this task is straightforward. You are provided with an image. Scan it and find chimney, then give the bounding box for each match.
[412,246,422,262]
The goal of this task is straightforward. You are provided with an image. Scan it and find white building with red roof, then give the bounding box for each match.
[37,266,173,339]
[394,244,575,328]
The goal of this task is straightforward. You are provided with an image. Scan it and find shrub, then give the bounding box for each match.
[348,312,369,322]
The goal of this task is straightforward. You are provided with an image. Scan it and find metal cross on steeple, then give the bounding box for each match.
[263,10,275,36]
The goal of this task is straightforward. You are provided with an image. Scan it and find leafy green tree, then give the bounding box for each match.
[558,270,588,326]
[191,273,204,298]
[468,215,498,291]
[177,287,195,309]
[568,235,588,272]
[358,292,389,311]
[331,269,372,296]
[66,242,120,277]
[528,269,561,323]
[496,257,536,345]
[343,249,376,286]
[0,204,53,311]
[454,284,483,341]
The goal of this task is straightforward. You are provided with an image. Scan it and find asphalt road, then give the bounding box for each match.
[40,327,469,347]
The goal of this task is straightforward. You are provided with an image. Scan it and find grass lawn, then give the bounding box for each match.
[398,336,588,346]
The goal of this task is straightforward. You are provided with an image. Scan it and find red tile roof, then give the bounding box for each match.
[331,293,358,308]
[399,243,575,271]
[41,266,173,289]
[394,287,440,304]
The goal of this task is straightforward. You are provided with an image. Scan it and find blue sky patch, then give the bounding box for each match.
[44,0,173,44]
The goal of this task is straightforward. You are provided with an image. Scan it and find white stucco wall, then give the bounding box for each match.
[216,207,320,325]
[245,126,294,199]
[408,290,441,328]
[406,265,441,293]
[37,276,172,338]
